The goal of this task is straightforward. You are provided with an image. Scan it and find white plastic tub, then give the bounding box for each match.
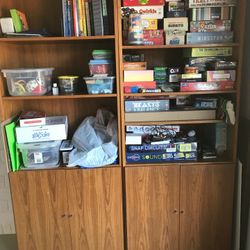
[1,68,54,96]
[18,140,62,169]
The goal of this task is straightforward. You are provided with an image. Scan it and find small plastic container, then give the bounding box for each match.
[92,50,113,60]
[18,140,62,169]
[58,76,79,94]
[88,60,113,75]
[83,76,115,94]
[1,68,54,96]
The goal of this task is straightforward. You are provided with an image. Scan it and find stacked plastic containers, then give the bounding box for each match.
[84,50,115,94]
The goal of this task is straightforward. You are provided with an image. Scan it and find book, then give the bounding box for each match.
[81,0,87,36]
[92,0,104,35]
[72,0,80,36]
[125,110,216,122]
[62,0,69,36]
[67,0,74,36]
[101,0,109,35]
[85,0,92,36]
[10,9,29,33]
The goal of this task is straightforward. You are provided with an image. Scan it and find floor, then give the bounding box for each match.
[0,235,17,250]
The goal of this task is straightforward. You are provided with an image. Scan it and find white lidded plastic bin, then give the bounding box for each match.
[18,140,62,169]
[1,68,54,96]
[83,76,115,94]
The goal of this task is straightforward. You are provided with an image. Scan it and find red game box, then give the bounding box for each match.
[180,81,235,91]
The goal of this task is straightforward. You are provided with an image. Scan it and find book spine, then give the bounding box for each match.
[67,0,74,36]
[77,0,84,36]
[101,0,109,35]
[62,0,69,36]
[85,0,92,36]
[92,0,104,35]
[88,0,95,35]
[10,9,23,32]
[81,0,87,36]
[72,0,79,36]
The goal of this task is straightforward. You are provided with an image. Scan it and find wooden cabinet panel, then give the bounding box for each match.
[9,170,71,250]
[66,168,124,250]
[180,164,235,250]
[125,166,180,250]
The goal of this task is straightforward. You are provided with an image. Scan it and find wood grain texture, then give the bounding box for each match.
[9,170,72,250]
[125,166,180,250]
[179,164,235,250]
[66,168,124,250]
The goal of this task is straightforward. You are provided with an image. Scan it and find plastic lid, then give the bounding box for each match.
[89,59,113,64]
[1,68,54,74]
[58,76,79,79]
[18,140,62,150]
[92,50,112,55]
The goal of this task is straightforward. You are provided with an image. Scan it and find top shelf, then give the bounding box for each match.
[122,43,240,50]
[0,35,116,43]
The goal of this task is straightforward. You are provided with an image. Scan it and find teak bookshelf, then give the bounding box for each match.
[0,0,247,249]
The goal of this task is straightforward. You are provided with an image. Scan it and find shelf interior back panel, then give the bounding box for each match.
[0,0,62,35]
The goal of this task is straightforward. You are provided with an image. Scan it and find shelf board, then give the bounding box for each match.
[0,35,115,43]
[125,119,224,126]
[122,43,240,50]
[124,90,236,98]
[124,160,234,168]
[2,93,117,100]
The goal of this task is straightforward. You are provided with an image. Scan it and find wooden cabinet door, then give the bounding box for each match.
[66,168,124,250]
[125,165,180,250]
[180,164,235,250]
[9,170,71,250]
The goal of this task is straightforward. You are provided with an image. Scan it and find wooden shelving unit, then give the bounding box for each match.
[0,0,247,249]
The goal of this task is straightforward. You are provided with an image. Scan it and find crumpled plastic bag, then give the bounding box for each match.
[67,109,118,168]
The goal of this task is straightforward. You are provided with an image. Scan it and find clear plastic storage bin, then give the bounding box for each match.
[83,76,115,94]
[18,140,62,169]
[1,68,54,96]
[88,60,113,75]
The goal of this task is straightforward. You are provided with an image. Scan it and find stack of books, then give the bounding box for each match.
[62,0,113,36]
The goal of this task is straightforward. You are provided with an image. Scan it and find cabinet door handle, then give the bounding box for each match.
[61,214,66,218]
[68,214,73,218]
[173,209,178,214]
[180,210,184,214]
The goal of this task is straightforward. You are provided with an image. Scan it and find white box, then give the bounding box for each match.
[16,116,68,143]
[164,18,188,31]
[0,18,14,33]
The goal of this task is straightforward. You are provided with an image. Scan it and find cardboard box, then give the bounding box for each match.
[16,116,68,143]
[126,151,197,163]
[126,125,180,134]
[123,0,164,6]
[123,62,147,70]
[186,31,234,44]
[180,81,235,91]
[142,19,158,30]
[165,34,185,45]
[164,17,188,31]
[122,6,164,19]
[206,70,236,82]
[125,99,170,112]
[183,47,233,57]
[189,0,236,8]
[127,142,198,152]
[124,70,154,82]
[125,110,216,122]
[190,20,232,32]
